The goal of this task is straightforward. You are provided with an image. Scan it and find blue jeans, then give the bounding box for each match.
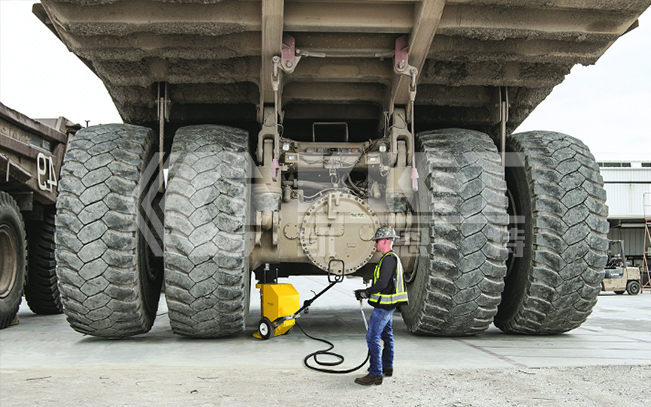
[366,307,395,377]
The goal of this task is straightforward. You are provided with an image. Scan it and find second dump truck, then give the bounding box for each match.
[33,0,651,338]
[1,102,77,328]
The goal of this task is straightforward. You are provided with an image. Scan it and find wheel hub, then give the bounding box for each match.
[0,224,18,298]
[299,191,379,275]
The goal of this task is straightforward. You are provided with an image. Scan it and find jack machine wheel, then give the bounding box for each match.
[259,317,274,340]
[400,129,509,336]
[164,125,251,338]
[0,191,27,329]
[55,124,163,337]
[495,131,609,334]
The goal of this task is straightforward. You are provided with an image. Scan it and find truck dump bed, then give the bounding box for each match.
[34,0,651,137]
[0,102,75,206]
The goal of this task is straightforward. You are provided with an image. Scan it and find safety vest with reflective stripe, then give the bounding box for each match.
[368,251,408,307]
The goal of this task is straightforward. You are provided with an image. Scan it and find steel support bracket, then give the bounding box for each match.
[256,107,281,164]
[281,34,301,74]
[156,82,171,192]
[157,82,171,123]
[490,86,509,167]
[263,35,301,166]
[387,108,415,169]
[394,35,410,73]
[392,36,418,127]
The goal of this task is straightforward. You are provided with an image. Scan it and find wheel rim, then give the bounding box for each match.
[259,322,269,337]
[0,224,18,298]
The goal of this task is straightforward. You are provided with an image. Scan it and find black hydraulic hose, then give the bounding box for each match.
[296,321,370,374]
[287,263,370,374]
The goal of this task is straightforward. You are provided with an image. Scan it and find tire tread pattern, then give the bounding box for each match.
[55,124,158,337]
[497,131,609,334]
[402,129,509,336]
[164,125,250,338]
[24,207,63,314]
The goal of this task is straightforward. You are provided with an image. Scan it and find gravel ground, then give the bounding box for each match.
[1,364,649,407]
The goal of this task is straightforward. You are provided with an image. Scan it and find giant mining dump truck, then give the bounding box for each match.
[1,102,78,328]
[33,0,651,338]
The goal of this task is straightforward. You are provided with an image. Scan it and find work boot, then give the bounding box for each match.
[354,374,383,386]
[367,367,393,377]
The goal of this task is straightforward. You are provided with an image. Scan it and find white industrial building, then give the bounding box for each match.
[598,161,651,272]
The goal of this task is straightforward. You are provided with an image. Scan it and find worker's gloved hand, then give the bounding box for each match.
[354,289,368,300]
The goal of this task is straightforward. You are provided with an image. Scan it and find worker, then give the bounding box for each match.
[353,225,408,385]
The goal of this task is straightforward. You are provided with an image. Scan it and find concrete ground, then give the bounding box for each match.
[1,276,650,406]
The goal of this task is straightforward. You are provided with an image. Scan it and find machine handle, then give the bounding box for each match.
[327,259,345,283]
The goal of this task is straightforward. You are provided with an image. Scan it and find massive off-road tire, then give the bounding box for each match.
[495,131,609,334]
[164,125,251,338]
[0,192,27,329]
[55,124,163,337]
[24,207,63,314]
[401,129,509,336]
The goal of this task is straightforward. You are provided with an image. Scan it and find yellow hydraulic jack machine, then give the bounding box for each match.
[254,261,345,340]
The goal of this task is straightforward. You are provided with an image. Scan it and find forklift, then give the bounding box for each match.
[602,240,641,295]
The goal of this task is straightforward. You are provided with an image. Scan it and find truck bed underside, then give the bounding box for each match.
[36,0,650,138]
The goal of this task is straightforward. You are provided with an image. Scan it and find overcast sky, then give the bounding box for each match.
[1,1,650,162]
